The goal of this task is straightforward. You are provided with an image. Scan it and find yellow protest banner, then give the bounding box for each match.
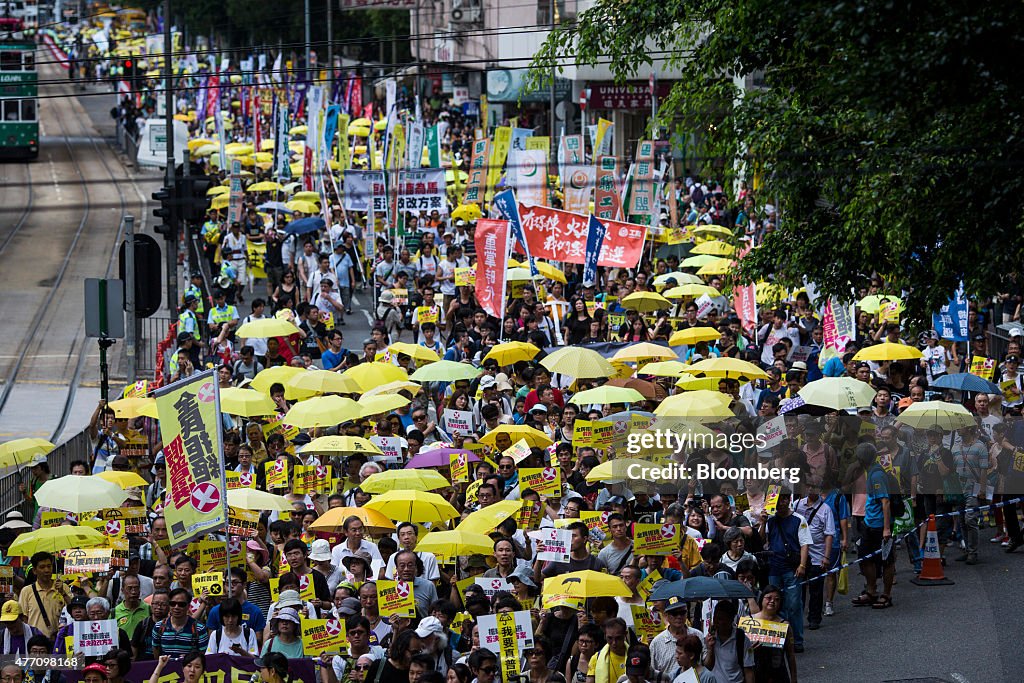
[487,127,512,202]
[40,512,67,529]
[969,356,996,381]
[188,540,228,572]
[377,579,416,618]
[455,267,476,286]
[572,420,596,447]
[107,536,129,569]
[155,371,227,546]
[526,136,549,154]
[519,467,562,497]
[226,470,257,490]
[416,306,439,324]
[302,618,347,654]
[502,438,532,464]
[292,465,320,495]
[101,507,149,535]
[631,604,665,644]
[450,453,469,483]
[263,418,300,443]
[390,288,409,306]
[192,572,225,598]
[515,500,541,531]
[636,569,662,599]
[591,421,614,448]
[495,610,519,682]
[227,506,260,538]
[265,459,289,490]
[246,241,267,279]
[737,617,789,648]
[465,479,484,506]
[764,485,781,515]
[632,523,679,555]
[1001,379,1021,404]
[82,518,125,539]
[268,575,316,603]
[122,380,149,398]
[63,548,112,574]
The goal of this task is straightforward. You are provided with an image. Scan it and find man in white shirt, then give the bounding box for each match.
[330,516,385,577]
[383,522,441,581]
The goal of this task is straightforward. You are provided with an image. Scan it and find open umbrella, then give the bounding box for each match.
[654,391,733,421]
[360,394,412,415]
[458,500,524,534]
[798,377,876,411]
[451,204,484,222]
[236,318,301,338]
[217,388,281,417]
[0,438,55,469]
[34,476,126,513]
[361,469,451,493]
[696,258,735,276]
[638,360,690,377]
[365,490,460,525]
[690,240,737,256]
[309,507,394,534]
[410,361,480,383]
[247,181,283,193]
[605,377,664,401]
[895,400,976,431]
[417,530,496,558]
[389,342,441,363]
[302,435,382,455]
[853,342,922,362]
[285,395,365,427]
[508,259,567,284]
[227,488,294,512]
[541,347,615,379]
[931,373,1001,394]
[611,342,677,363]
[569,385,646,406]
[405,448,480,469]
[542,570,630,598]
[691,225,735,240]
[106,397,155,419]
[478,425,553,449]
[363,380,423,397]
[685,357,768,381]
[653,272,704,287]
[8,526,106,556]
[283,216,326,236]
[95,471,148,489]
[669,327,722,347]
[287,370,360,396]
[680,254,720,268]
[648,576,754,601]
[251,366,307,394]
[256,201,293,213]
[621,292,673,312]
[585,458,666,483]
[663,284,722,299]
[484,341,540,366]
[342,363,409,392]
[857,294,903,314]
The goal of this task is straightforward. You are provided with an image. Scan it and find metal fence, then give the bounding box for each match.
[0,430,93,518]
[138,315,175,377]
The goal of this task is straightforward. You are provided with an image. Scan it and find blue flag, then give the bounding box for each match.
[322,105,341,159]
[492,189,538,277]
[583,214,608,287]
[932,285,968,341]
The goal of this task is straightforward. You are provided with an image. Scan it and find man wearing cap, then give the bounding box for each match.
[620,645,673,683]
[18,552,71,639]
[416,616,452,675]
[178,293,202,342]
[207,288,240,338]
[0,600,40,655]
[649,597,705,679]
[384,522,441,582]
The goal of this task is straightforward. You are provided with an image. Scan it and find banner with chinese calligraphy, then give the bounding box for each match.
[463,138,490,204]
[479,609,535,683]
[227,159,244,225]
[343,170,386,213]
[594,156,622,221]
[564,165,595,215]
[474,219,510,319]
[627,140,656,224]
[517,204,646,269]
[582,215,608,287]
[395,169,447,215]
[487,127,512,200]
[155,371,228,547]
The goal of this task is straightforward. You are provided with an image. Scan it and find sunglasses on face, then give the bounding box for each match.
[480,667,498,674]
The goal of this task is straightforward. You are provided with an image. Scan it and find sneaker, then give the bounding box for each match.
[823,602,835,617]
[991,534,1008,544]
[1006,537,1023,553]
[1002,539,1010,547]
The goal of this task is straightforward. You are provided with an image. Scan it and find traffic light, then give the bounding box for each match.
[175,174,215,226]
[152,185,177,238]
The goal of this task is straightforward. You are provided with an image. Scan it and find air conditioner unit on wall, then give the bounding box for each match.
[451,0,481,24]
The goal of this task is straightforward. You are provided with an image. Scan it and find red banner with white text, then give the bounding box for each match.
[474,219,510,318]
[517,204,646,269]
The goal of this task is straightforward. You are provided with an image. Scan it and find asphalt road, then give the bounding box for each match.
[800,524,1024,682]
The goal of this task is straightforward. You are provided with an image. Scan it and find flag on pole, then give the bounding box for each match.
[583,215,608,287]
[492,189,538,278]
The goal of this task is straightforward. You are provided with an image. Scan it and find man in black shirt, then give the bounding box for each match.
[297,303,327,362]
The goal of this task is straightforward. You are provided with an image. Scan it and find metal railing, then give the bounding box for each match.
[137,314,175,377]
[0,430,93,518]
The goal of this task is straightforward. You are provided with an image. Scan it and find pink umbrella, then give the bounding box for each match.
[405,448,481,469]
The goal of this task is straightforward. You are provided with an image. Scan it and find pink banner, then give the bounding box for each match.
[733,284,757,333]
[474,219,510,318]
[516,204,646,269]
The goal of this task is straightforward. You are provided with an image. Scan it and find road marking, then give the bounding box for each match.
[47,153,61,201]
[950,674,971,683]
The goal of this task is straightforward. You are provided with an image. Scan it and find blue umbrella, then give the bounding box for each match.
[284,216,326,236]
[648,576,754,601]
[257,201,293,213]
[931,373,1000,394]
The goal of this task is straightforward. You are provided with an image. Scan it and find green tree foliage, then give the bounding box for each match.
[530,0,1024,321]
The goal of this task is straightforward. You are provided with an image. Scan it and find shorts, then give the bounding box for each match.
[230,260,247,284]
[859,526,896,568]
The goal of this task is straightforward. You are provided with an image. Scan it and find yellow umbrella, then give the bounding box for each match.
[691,225,735,240]
[348,123,371,137]
[341,363,410,393]
[289,125,308,136]
[363,380,423,398]
[417,530,495,558]
[458,500,524,534]
[586,458,667,483]
[638,360,690,377]
[653,272,704,287]
[360,394,412,415]
[445,169,469,184]
[210,195,229,210]
[506,268,544,282]
[690,240,737,256]
[663,284,721,299]
[292,191,322,204]
[451,204,484,222]
[654,390,734,421]
[685,357,769,381]
[568,385,646,405]
[508,260,567,284]
[542,570,631,598]
[857,294,904,314]
[410,361,481,383]
[756,282,790,305]
[365,490,460,525]
[105,397,155,419]
[360,469,450,494]
[669,327,722,346]
[621,291,673,312]
[34,476,125,513]
[287,142,306,155]
[696,258,735,276]
[260,139,276,151]
[540,346,615,379]
[374,119,388,131]
[0,438,54,468]
[247,181,283,193]
[235,318,301,338]
[681,254,720,268]
[675,375,735,391]
[302,435,382,455]
[389,342,441,363]
[8,526,106,556]
[218,388,279,417]
[251,366,317,400]
[96,470,148,489]
[895,400,975,431]
[853,342,922,362]
[484,341,540,366]
[309,506,394,534]
[224,142,254,156]
[285,200,319,214]
[798,377,876,410]
[253,152,273,163]
[287,370,360,396]
[478,424,553,449]
[227,488,293,512]
[187,138,214,152]
[611,342,677,363]
[284,395,365,427]
[206,185,229,197]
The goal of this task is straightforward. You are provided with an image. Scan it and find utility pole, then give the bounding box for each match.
[124,216,137,383]
[327,0,333,97]
[548,0,555,150]
[305,0,311,83]
[163,0,177,310]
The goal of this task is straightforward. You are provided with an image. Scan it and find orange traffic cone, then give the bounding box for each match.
[911,514,955,586]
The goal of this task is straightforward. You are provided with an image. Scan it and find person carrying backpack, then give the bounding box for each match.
[205,598,258,656]
[703,599,755,683]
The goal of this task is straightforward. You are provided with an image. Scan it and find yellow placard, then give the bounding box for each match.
[122,380,149,398]
[502,438,532,464]
[450,452,469,483]
[515,500,542,531]
[579,510,610,541]
[495,610,519,682]
[263,418,300,443]
[227,506,260,538]
[632,523,679,555]
[737,617,789,648]
[187,540,228,572]
[969,356,996,381]
[764,485,781,516]
[377,579,416,618]
[192,572,225,598]
[519,467,562,497]
[268,574,316,603]
[636,569,662,599]
[107,536,129,569]
[41,512,68,529]
[1001,379,1021,404]
[292,464,327,495]
[101,507,150,535]
[591,421,614,447]
[390,288,409,306]
[226,470,257,490]
[265,459,289,490]
[302,618,347,654]
[416,306,439,325]
[465,479,483,506]
[246,241,267,280]
[572,420,596,446]
[631,604,665,644]
[63,548,112,574]
[82,518,125,539]
[455,267,477,286]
